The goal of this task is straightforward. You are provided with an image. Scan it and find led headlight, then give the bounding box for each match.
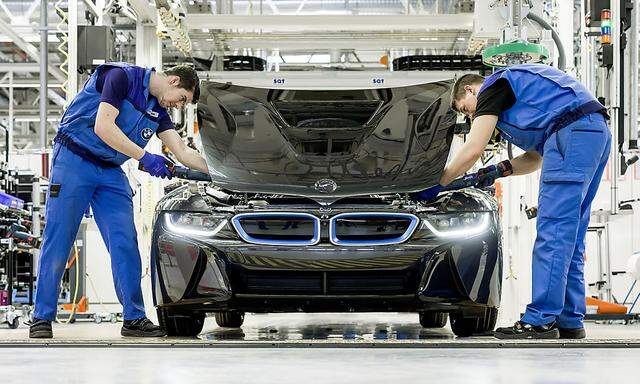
[164,212,229,237]
[422,212,491,238]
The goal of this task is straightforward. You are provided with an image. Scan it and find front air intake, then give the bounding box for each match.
[231,212,321,246]
[329,212,419,246]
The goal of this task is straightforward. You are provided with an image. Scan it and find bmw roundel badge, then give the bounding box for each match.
[141,128,154,140]
[314,178,338,193]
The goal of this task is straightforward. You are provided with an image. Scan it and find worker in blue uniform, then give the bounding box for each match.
[414,64,610,339]
[29,63,209,338]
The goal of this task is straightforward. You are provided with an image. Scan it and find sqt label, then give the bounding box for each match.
[273,78,286,85]
[372,78,385,85]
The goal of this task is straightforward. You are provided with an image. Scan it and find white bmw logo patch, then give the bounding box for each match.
[141,128,154,140]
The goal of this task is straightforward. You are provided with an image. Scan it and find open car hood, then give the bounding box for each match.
[197,80,456,204]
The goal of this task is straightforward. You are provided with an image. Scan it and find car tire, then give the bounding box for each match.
[418,312,448,328]
[214,311,245,328]
[450,307,498,337]
[157,308,206,337]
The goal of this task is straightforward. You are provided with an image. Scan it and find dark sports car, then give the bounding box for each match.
[151,80,502,337]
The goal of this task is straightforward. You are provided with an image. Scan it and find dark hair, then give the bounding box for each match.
[450,74,484,112]
[165,64,200,103]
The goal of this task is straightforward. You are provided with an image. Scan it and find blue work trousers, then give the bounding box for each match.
[521,113,611,329]
[33,144,146,321]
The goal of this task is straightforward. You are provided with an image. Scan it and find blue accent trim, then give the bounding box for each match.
[329,212,419,246]
[231,212,321,246]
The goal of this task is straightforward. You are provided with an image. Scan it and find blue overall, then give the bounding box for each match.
[33,63,162,321]
[479,64,611,329]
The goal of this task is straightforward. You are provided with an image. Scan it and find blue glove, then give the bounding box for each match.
[476,160,513,188]
[139,152,173,179]
[411,184,444,201]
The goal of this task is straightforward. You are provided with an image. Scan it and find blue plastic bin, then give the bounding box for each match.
[0,191,24,210]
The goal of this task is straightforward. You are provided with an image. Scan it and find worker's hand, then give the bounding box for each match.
[476,160,513,188]
[139,152,173,179]
[410,184,444,202]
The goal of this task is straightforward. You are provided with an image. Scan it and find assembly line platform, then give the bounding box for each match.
[1,313,639,348]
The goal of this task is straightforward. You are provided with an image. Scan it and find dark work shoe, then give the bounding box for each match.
[493,321,560,340]
[28,318,53,339]
[559,327,586,339]
[121,317,166,337]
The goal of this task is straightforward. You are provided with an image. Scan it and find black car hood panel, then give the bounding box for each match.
[198,81,455,203]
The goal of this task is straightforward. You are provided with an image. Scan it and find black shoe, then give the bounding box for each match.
[28,318,53,339]
[121,317,166,337]
[559,327,586,339]
[493,321,560,340]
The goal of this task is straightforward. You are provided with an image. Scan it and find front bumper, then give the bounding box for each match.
[151,219,502,313]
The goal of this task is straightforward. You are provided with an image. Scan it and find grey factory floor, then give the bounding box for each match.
[1,313,639,383]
